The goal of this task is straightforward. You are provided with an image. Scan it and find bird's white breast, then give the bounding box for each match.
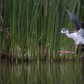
[66,33,84,45]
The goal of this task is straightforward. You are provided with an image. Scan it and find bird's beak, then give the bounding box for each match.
[56,32,61,36]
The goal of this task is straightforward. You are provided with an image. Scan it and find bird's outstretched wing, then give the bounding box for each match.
[77,28,84,39]
[66,9,82,31]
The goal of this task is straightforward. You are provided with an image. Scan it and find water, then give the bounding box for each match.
[0,61,84,84]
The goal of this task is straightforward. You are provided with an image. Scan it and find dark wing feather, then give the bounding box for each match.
[66,9,82,31]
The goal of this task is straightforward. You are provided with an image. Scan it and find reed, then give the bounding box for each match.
[0,0,84,61]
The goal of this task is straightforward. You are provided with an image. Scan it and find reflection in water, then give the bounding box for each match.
[0,61,84,84]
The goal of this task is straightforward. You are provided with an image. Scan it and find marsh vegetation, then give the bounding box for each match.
[0,0,84,62]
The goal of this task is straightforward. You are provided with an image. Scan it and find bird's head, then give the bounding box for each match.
[56,27,69,36]
[61,28,69,34]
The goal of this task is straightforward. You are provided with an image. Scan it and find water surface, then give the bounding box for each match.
[0,61,84,84]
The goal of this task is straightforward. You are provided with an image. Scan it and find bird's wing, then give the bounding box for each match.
[77,28,84,38]
[66,9,82,31]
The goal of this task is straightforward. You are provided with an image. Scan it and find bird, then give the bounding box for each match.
[56,9,84,55]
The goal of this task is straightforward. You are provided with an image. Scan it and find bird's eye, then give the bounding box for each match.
[63,29,65,31]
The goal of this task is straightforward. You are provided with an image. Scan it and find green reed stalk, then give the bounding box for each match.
[0,0,83,61]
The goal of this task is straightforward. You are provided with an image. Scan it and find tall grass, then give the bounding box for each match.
[0,0,84,61]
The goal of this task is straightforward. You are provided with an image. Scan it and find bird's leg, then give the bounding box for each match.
[58,45,78,55]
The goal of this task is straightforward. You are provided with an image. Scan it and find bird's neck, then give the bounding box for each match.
[65,32,73,39]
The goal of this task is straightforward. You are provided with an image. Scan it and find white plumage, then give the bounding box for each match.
[61,28,84,45]
[56,9,84,55]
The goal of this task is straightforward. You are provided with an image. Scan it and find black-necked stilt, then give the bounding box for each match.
[56,9,84,55]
